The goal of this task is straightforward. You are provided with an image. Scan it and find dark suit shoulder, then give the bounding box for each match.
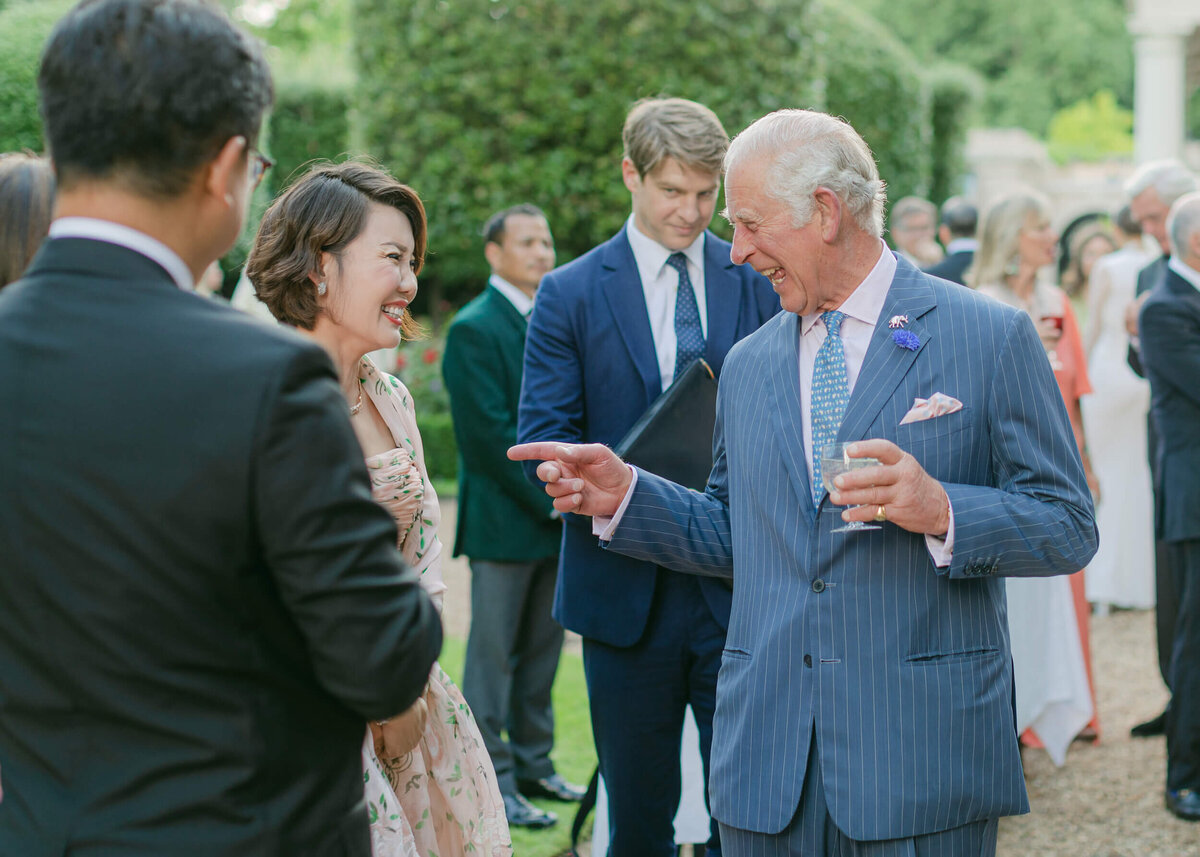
[449,285,518,331]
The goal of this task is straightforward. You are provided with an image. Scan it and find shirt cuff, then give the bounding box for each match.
[924,495,955,567]
[592,465,639,542]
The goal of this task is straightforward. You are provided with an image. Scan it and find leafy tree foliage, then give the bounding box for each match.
[853,0,1132,136]
[1047,90,1133,163]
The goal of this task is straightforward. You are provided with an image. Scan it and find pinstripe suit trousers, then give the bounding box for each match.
[719,729,998,856]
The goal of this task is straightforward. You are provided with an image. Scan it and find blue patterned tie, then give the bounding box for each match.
[668,253,705,381]
[810,310,850,505]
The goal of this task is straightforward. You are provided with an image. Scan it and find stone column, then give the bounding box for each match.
[1131,28,1189,164]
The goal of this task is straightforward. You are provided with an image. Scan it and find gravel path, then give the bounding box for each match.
[438,500,1198,854]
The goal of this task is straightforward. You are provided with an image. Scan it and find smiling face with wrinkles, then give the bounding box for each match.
[724,154,839,316]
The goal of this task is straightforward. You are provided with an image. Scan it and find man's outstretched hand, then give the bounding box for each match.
[507,442,632,517]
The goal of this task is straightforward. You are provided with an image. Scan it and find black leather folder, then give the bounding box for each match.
[614,358,717,491]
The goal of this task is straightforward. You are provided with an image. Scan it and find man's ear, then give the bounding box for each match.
[206,135,247,207]
[621,158,642,195]
[483,241,502,271]
[813,186,842,243]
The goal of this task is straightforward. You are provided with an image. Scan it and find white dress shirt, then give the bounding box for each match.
[488,273,535,316]
[625,214,708,393]
[48,217,194,291]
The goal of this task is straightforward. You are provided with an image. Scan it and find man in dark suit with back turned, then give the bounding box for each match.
[922,196,977,286]
[444,204,582,829]
[518,97,780,855]
[1139,191,1200,821]
[0,2,441,854]
[1123,160,1197,738]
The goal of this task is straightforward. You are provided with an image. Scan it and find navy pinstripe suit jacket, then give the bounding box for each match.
[605,256,1098,839]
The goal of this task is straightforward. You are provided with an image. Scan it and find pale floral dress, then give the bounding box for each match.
[357,356,512,857]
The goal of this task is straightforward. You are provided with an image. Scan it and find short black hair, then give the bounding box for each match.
[38,0,273,198]
[481,204,546,246]
[939,197,978,240]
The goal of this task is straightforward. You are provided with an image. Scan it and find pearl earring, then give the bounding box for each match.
[317,281,327,296]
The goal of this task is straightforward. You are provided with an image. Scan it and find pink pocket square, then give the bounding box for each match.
[899,393,963,425]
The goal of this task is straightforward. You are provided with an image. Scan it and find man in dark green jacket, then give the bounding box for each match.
[443,205,582,828]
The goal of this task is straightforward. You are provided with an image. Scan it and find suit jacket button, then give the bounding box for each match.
[803,654,813,668]
[812,579,826,593]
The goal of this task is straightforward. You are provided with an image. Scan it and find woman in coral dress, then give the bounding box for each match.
[248,160,511,856]
[973,190,1100,763]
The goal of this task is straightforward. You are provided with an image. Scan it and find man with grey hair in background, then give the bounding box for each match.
[889,195,943,268]
[1123,159,1198,740]
[512,108,1096,855]
[1138,191,1200,821]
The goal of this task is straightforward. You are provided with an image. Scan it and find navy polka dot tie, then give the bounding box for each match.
[668,253,705,382]
[810,310,849,505]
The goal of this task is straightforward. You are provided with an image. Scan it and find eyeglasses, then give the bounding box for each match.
[249,148,274,189]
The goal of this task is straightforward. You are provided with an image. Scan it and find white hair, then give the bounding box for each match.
[1166,192,1200,259]
[724,109,887,237]
[1124,159,1197,207]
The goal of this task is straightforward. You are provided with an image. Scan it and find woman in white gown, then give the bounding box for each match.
[1080,212,1156,610]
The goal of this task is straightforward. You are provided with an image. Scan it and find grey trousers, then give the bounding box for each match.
[461,556,563,796]
[720,735,998,857]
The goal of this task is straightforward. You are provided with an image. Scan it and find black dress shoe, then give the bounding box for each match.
[503,793,558,828]
[517,773,587,802]
[1165,788,1200,821]
[1131,710,1168,737]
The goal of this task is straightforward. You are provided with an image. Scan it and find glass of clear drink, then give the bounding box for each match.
[820,442,883,533]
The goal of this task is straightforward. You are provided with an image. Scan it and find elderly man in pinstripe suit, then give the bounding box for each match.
[512,109,1096,856]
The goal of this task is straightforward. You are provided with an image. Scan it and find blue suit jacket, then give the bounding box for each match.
[518,226,780,645]
[605,257,1098,837]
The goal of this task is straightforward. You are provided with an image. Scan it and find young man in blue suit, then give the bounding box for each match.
[513,109,1097,856]
[518,98,780,855]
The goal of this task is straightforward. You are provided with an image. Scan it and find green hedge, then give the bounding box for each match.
[353,0,830,309]
[0,0,73,153]
[265,78,353,195]
[415,411,457,485]
[352,0,948,308]
[813,0,930,203]
[926,63,981,204]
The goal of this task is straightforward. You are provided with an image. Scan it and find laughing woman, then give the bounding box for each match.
[247,161,512,857]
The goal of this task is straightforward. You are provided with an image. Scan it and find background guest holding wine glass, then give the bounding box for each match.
[248,160,512,857]
[973,190,1101,759]
[0,151,54,289]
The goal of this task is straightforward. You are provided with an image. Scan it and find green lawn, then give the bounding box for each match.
[439,636,596,857]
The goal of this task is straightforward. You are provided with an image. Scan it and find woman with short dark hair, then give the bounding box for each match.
[248,160,512,856]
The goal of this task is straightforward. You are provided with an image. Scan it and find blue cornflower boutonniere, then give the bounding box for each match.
[892,329,920,351]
